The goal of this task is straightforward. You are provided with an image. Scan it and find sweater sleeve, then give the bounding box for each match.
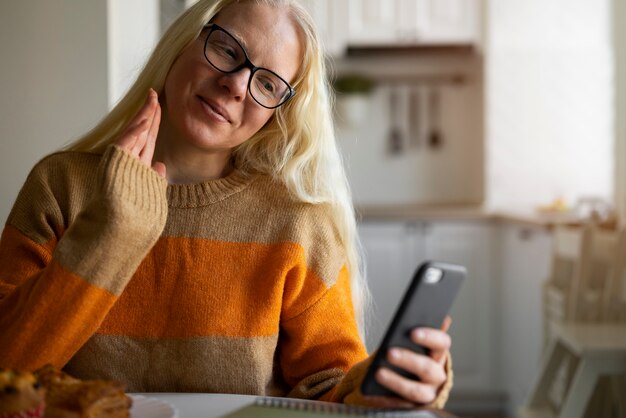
[0,145,167,370]
[276,204,453,409]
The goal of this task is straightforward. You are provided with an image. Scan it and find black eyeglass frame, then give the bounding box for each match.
[203,23,296,109]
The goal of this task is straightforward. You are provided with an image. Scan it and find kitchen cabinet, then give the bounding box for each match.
[296,0,348,56]
[358,219,499,396]
[347,0,481,47]
[298,0,482,56]
[497,224,552,417]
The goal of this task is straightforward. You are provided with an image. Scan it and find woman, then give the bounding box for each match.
[0,0,452,408]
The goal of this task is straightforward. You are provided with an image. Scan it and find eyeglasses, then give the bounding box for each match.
[203,24,296,109]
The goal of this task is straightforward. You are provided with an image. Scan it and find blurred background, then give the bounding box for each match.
[1,1,625,417]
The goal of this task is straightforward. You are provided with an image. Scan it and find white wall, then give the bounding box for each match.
[335,54,485,207]
[108,1,160,107]
[485,0,614,211]
[615,0,626,224]
[0,1,159,226]
[0,2,109,225]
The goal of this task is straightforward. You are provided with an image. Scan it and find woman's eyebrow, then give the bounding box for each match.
[222,24,250,52]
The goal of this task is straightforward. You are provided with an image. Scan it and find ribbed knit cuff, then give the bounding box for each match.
[98,145,168,218]
[54,144,168,295]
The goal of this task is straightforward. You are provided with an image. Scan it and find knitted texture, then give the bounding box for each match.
[0,145,451,407]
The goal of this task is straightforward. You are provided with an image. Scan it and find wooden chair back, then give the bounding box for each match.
[602,228,626,322]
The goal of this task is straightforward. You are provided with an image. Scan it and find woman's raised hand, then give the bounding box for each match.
[115,89,166,178]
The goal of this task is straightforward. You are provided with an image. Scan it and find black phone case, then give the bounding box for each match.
[360,261,466,397]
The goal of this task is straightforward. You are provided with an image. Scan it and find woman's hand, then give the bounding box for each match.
[362,316,453,408]
[115,89,166,178]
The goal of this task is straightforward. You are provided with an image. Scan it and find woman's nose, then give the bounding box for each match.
[218,68,250,102]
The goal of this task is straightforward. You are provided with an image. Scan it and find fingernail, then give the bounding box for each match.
[413,329,426,341]
[388,349,401,360]
[376,368,391,382]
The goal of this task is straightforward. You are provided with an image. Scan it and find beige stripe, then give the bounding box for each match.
[54,147,168,295]
[8,151,100,245]
[164,177,345,287]
[64,334,281,394]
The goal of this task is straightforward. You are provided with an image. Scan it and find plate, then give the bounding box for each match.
[130,395,178,418]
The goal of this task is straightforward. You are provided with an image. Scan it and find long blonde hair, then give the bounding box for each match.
[66,0,370,339]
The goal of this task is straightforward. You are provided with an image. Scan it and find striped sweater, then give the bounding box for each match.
[0,145,451,406]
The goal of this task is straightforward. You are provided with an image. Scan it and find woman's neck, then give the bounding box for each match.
[154,121,234,184]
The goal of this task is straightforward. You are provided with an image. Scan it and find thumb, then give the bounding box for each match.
[441,316,452,333]
[152,161,167,179]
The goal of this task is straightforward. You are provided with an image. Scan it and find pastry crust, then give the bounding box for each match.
[0,368,45,416]
[35,365,131,418]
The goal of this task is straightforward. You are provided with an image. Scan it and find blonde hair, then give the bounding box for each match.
[65,0,370,339]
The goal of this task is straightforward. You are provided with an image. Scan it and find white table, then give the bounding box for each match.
[133,393,256,418]
[134,393,458,418]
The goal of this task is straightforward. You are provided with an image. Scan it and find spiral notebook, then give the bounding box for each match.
[219,397,458,418]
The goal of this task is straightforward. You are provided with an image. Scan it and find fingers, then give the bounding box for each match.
[411,327,451,364]
[152,161,167,178]
[116,89,159,154]
[139,99,161,166]
[441,316,452,333]
[375,367,439,404]
[386,348,447,386]
[372,323,452,404]
[128,89,159,131]
[114,89,164,177]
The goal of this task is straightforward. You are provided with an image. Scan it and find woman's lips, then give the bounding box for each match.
[197,96,231,123]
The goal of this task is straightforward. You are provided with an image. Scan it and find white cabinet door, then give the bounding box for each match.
[415,0,481,45]
[498,225,552,416]
[358,221,425,351]
[297,0,347,56]
[347,0,403,46]
[346,0,481,47]
[423,221,498,393]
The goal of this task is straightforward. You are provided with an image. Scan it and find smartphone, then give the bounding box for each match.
[361,261,466,397]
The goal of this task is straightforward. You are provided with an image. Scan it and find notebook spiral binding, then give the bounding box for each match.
[254,397,439,417]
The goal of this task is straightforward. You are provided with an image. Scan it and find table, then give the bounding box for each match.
[134,393,458,418]
[133,393,255,418]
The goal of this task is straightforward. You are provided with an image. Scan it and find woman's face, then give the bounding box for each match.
[162,2,302,153]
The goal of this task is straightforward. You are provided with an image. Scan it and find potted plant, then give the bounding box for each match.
[333,74,374,127]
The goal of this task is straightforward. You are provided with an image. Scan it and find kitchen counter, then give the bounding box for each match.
[356,203,582,229]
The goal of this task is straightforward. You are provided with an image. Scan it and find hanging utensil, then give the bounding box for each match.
[428,86,443,150]
[387,85,403,155]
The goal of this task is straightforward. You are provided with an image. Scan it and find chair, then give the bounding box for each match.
[602,229,626,322]
[520,322,626,418]
[542,224,619,350]
[521,225,625,418]
[542,224,590,351]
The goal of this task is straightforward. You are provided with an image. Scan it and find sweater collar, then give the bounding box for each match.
[166,169,256,208]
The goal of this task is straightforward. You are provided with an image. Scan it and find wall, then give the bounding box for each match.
[108,1,160,107]
[0,1,159,226]
[615,0,626,224]
[485,0,614,211]
[0,2,109,225]
[334,53,485,207]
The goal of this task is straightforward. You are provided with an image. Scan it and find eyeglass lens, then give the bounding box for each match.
[204,26,293,108]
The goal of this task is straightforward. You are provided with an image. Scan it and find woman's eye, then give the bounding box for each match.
[256,77,276,94]
[210,42,238,61]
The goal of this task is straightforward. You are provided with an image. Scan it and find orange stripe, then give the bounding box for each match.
[99,236,330,338]
[0,260,116,371]
[280,266,368,386]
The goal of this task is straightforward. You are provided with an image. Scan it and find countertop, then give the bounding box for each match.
[356,203,582,229]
